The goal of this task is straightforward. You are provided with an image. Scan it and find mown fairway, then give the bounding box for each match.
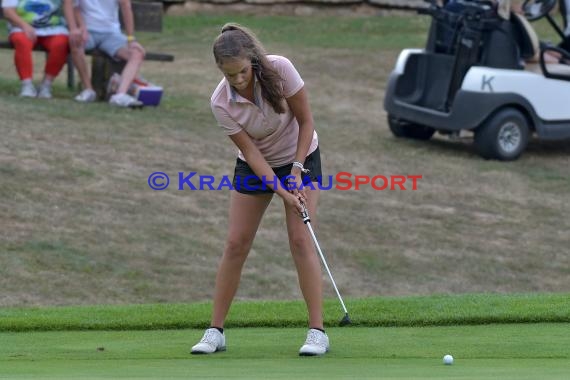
[1,295,568,378]
[1,324,569,379]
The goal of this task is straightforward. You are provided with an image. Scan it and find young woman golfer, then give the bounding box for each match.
[191,23,328,356]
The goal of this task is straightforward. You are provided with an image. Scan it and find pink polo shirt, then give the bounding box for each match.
[210,55,319,167]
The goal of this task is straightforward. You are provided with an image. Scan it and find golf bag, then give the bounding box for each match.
[423,0,528,110]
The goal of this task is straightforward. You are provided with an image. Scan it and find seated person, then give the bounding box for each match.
[438,1,561,65]
[443,0,541,61]
[63,0,145,107]
[2,0,69,98]
[497,0,565,64]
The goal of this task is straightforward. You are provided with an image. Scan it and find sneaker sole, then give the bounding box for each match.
[299,348,329,356]
[190,346,226,355]
[299,352,325,356]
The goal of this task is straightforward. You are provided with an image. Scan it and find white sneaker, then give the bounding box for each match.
[191,328,226,354]
[74,89,96,103]
[109,93,143,108]
[20,83,37,98]
[299,328,329,356]
[37,84,52,99]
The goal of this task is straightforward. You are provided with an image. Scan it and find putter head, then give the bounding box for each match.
[339,313,351,326]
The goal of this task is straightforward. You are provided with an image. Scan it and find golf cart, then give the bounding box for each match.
[383,0,570,160]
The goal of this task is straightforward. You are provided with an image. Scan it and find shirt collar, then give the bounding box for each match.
[226,75,260,106]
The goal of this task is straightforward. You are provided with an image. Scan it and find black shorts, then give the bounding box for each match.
[233,147,322,195]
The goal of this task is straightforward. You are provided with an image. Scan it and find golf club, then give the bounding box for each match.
[300,202,351,326]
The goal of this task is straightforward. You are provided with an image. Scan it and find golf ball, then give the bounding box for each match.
[443,354,454,365]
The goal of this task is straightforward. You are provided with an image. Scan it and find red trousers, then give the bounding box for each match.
[9,33,69,80]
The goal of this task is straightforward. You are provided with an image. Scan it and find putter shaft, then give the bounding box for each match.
[300,203,350,317]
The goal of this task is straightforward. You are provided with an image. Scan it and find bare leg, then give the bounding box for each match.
[70,46,92,90]
[211,191,273,328]
[114,44,145,95]
[283,188,323,329]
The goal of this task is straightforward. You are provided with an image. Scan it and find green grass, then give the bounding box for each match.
[161,13,431,50]
[0,9,568,379]
[0,324,569,379]
[0,293,568,331]
[0,12,569,311]
[1,294,569,378]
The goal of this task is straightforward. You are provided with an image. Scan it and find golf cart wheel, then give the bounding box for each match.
[474,108,530,161]
[387,115,435,140]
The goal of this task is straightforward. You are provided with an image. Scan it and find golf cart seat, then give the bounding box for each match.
[430,1,543,64]
[478,10,542,68]
[511,12,540,61]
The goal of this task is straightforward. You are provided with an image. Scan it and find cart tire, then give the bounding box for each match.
[388,115,435,140]
[474,108,530,161]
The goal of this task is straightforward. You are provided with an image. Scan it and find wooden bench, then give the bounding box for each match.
[0,1,174,97]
